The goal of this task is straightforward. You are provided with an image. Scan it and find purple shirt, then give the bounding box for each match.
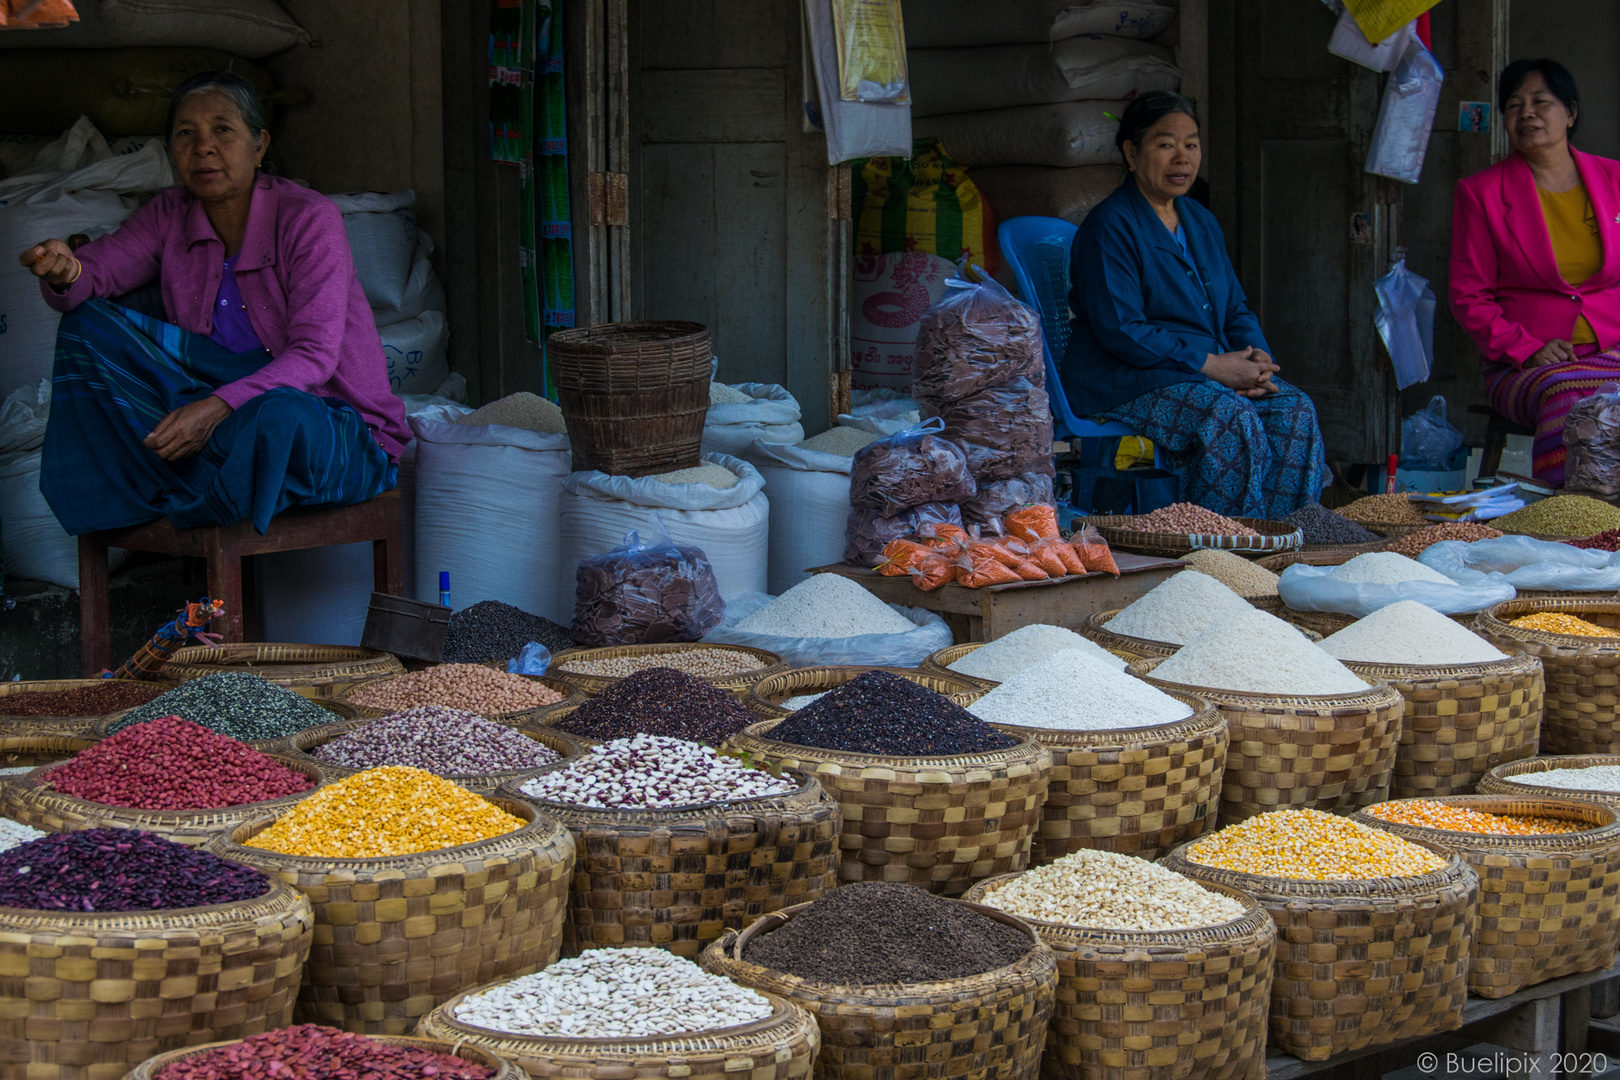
[41,174,410,459]
[210,253,264,354]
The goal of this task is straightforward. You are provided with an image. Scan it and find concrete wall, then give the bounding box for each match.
[1510,1,1620,162]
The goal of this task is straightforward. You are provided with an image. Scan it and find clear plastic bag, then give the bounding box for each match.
[912,271,1044,406]
[1366,39,1444,183]
[570,528,726,646]
[703,591,954,666]
[1374,259,1437,390]
[961,472,1056,527]
[848,417,976,516]
[844,501,964,568]
[1564,383,1620,497]
[1419,535,1620,592]
[1400,395,1463,468]
[1276,563,1516,617]
[933,376,1056,484]
[506,641,553,676]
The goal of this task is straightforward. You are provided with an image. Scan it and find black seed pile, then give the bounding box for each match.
[1284,503,1382,546]
[106,672,334,741]
[742,883,1033,983]
[0,828,270,912]
[767,671,1018,756]
[443,600,576,663]
[553,667,758,744]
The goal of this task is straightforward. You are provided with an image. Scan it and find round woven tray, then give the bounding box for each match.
[1474,599,1620,754]
[1480,754,1620,809]
[1340,653,1543,798]
[1276,605,1478,638]
[0,875,314,1079]
[1355,795,1620,999]
[962,874,1274,1080]
[919,639,1144,685]
[743,664,988,720]
[210,797,575,1035]
[548,642,789,696]
[1,753,325,847]
[283,715,587,793]
[1084,514,1303,558]
[0,678,178,740]
[158,642,404,698]
[727,718,1051,895]
[1128,657,1403,823]
[496,767,840,958]
[336,671,585,725]
[92,695,354,752]
[416,984,819,1080]
[1162,841,1477,1062]
[128,1035,524,1080]
[1301,536,1392,554]
[1256,549,1366,572]
[0,733,95,780]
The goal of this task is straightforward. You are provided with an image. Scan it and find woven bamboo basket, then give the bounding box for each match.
[1128,658,1403,823]
[700,897,1057,1080]
[0,733,95,776]
[495,767,839,958]
[548,320,711,477]
[1474,599,1620,754]
[282,715,587,793]
[0,753,324,846]
[984,693,1227,865]
[92,695,354,752]
[1354,795,1620,998]
[1162,842,1478,1062]
[208,797,575,1035]
[0,678,177,739]
[920,640,1151,685]
[1480,754,1620,808]
[548,642,789,696]
[127,1035,524,1080]
[1275,606,1480,638]
[1084,515,1302,558]
[962,874,1274,1080]
[0,875,314,1080]
[1300,537,1391,554]
[1256,549,1367,572]
[417,981,819,1080]
[1339,653,1543,798]
[336,672,585,725]
[743,665,988,720]
[158,643,404,698]
[1077,609,1185,662]
[725,718,1050,895]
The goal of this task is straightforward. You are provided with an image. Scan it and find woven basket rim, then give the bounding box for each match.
[160,642,402,673]
[287,715,584,782]
[497,766,821,819]
[1338,651,1542,680]
[1084,608,1189,653]
[0,678,178,725]
[214,796,568,870]
[1483,754,1620,799]
[549,319,709,347]
[985,690,1221,743]
[1355,795,1620,851]
[92,696,351,743]
[917,643,1001,687]
[1128,656,1392,708]
[336,673,583,722]
[1086,514,1304,554]
[0,869,303,928]
[735,717,1043,768]
[744,665,990,719]
[1478,598,1620,646]
[964,873,1270,945]
[1163,839,1473,898]
[550,642,786,684]
[16,752,323,821]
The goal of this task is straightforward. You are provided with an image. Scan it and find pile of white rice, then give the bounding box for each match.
[1328,552,1454,586]
[969,650,1193,731]
[710,383,753,405]
[733,575,918,639]
[1318,601,1505,665]
[948,624,1125,683]
[795,427,881,457]
[650,462,740,489]
[456,392,568,434]
[1150,607,1368,695]
[1103,571,1256,645]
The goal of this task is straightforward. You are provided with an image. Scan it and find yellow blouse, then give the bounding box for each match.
[1538,184,1603,344]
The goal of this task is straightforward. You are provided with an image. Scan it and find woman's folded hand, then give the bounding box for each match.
[17,239,80,289]
[1202,347,1280,396]
[1523,339,1576,368]
[144,396,235,462]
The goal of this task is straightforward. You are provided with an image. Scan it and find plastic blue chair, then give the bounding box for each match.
[997,216,1165,512]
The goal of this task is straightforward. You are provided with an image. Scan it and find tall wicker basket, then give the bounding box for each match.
[282,716,586,793]
[1474,599,1620,754]
[208,798,576,1035]
[0,877,314,1080]
[1480,754,1620,808]
[1355,795,1620,998]
[417,982,821,1080]
[547,320,712,477]
[1127,658,1404,823]
[726,718,1051,895]
[128,1035,525,1080]
[157,643,404,698]
[701,898,1057,1080]
[0,678,176,739]
[985,693,1227,864]
[496,768,841,958]
[1340,653,1544,798]
[962,875,1274,1080]
[1162,843,1477,1062]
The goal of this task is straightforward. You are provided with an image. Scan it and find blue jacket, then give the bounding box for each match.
[1061,181,1271,415]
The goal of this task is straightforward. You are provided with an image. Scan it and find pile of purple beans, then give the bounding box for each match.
[0,829,269,912]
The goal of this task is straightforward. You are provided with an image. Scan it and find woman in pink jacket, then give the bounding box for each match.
[1451,58,1620,486]
[15,72,408,536]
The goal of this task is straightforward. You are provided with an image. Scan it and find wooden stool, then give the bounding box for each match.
[1468,403,1535,478]
[77,490,403,676]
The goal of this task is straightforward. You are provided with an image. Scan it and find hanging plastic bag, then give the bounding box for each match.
[1564,383,1620,497]
[1366,39,1444,184]
[1276,563,1516,617]
[507,641,553,676]
[703,591,953,666]
[1374,260,1437,390]
[570,529,726,647]
[1400,395,1463,468]
[912,270,1044,406]
[847,417,976,516]
[1419,536,1620,592]
[832,0,910,104]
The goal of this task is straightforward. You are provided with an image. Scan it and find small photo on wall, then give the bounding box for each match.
[1459,102,1491,133]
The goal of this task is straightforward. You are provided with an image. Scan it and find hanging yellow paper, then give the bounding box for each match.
[1343,0,1438,45]
[830,0,909,104]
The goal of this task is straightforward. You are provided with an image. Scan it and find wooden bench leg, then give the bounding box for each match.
[374,520,403,597]
[1480,414,1509,479]
[205,532,246,643]
[77,535,112,676]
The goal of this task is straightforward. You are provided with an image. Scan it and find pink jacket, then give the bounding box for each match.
[1450,148,1620,367]
[41,174,410,458]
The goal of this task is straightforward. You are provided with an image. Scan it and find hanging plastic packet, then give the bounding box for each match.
[1366,38,1444,183]
[507,641,552,676]
[1375,260,1437,390]
[830,0,910,103]
[1073,524,1120,576]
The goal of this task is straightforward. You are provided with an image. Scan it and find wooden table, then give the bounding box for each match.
[810,553,1184,643]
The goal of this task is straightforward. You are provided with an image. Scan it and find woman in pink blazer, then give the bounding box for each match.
[1451,58,1620,485]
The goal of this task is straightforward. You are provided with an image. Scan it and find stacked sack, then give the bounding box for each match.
[905,0,1183,224]
[913,273,1055,525]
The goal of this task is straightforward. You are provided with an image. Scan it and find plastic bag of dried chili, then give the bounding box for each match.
[571,529,726,646]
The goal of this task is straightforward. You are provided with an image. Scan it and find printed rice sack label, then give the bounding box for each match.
[850,250,954,392]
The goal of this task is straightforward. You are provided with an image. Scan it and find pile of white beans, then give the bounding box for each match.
[518,734,796,809]
[454,947,774,1038]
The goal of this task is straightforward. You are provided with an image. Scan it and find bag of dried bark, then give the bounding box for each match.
[847,417,976,517]
[1565,383,1620,498]
[913,271,1044,406]
[570,528,726,646]
[930,375,1056,484]
[961,472,1055,527]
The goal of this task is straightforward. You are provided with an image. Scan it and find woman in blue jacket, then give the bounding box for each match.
[1063,92,1328,518]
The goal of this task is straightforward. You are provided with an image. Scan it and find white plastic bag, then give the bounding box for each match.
[1328,10,1416,72]
[1374,259,1436,390]
[701,383,804,457]
[803,0,911,164]
[1366,39,1444,183]
[1276,563,1516,617]
[1401,395,1462,468]
[750,441,855,594]
[1419,536,1620,592]
[702,590,953,666]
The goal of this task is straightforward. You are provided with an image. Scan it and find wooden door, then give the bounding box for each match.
[627,0,837,431]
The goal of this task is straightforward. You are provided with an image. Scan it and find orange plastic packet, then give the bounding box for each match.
[919,521,969,553]
[1032,534,1085,575]
[1010,559,1049,581]
[958,547,1022,587]
[908,552,960,591]
[878,539,934,577]
[1005,504,1060,543]
[1073,524,1120,576]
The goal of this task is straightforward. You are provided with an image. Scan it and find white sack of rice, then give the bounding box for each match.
[795,426,882,457]
[1318,600,1506,666]
[1328,551,1454,586]
[969,650,1193,731]
[949,623,1126,683]
[710,382,753,405]
[733,575,918,638]
[456,391,568,433]
[1103,570,1256,645]
[650,462,741,489]
[1150,607,1369,695]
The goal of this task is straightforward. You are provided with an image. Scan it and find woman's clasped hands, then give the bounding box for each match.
[1201,346,1279,397]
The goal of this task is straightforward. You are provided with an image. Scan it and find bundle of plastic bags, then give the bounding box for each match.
[1276,563,1516,617]
[844,417,974,566]
[1420,535,1620,593]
